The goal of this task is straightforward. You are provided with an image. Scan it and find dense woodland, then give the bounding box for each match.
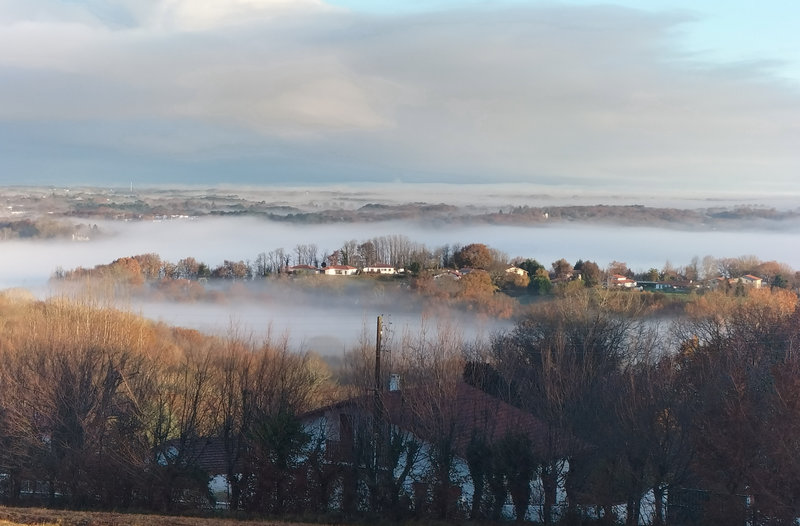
[1,237,800,524]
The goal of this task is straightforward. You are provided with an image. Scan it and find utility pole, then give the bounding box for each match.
[375,315,383,395]
[372,315,384,511]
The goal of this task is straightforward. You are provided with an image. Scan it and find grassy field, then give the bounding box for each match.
[0,507,328,526]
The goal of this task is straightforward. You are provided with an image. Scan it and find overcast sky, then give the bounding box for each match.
[1,0,799,195]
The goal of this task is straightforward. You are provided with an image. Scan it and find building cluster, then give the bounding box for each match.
[286,263,400,276]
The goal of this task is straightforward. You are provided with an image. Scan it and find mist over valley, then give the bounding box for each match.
[3,186,799,355]
[3,211,799,289]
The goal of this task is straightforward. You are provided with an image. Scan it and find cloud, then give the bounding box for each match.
[0,0,380,134]
[0,2,799,191]
[149,0,330,31]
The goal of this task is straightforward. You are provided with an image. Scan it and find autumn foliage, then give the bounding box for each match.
[0,294,329,513]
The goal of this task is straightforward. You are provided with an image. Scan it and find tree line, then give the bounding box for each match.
[51,239,800,326]
[53,235,800,289]
[0,218,97,241]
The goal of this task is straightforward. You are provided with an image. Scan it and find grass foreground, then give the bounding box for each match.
[0,507,329,526]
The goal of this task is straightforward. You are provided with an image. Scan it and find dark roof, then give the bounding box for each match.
[287,264,319,271]
[304,382,573,459]
[162,437,234,476]
[415,382,562,457]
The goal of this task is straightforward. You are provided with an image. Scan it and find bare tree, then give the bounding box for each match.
[676,288,800,522]
[397,321,466,520]
[1,299,158,508]
[253,252,269,277]
[491,288,648,524]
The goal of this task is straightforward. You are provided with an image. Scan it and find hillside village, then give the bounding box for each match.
[52,240,797,313]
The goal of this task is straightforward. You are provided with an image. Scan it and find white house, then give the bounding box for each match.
[362,264,397,275]
[710,274,764,290]
[322,265,358,276]
[739,274,763,288]
[607,274,637,288]
[505,266,528,277]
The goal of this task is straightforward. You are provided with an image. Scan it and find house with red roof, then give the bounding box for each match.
[709,274,764,290]
[607,274,637,289]
[322,265,358,276]
[286,264,321,275]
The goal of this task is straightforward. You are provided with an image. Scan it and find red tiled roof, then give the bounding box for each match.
[324,265,357,271]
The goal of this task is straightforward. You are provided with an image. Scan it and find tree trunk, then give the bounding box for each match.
[601,503,616,526]
[565,458,578,518]
[228,473,241,511]
[652,484,665,526]
[8,473,21,504]
[626,495,641,526]
[435,477,449,520]
[541,460,558,525]
[341,466,358,515]
[471,477,485,519]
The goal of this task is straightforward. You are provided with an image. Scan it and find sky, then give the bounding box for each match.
[1,0,799,195]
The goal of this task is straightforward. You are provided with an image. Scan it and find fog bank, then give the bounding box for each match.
[2,216,798,353]
[2,217,799,290]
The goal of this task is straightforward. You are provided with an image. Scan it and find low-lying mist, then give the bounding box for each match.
[2,215,799,353]
[130,298,505,357]
[3,216,799,289]
[45,277,509,357]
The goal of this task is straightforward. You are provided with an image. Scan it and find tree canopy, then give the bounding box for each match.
[454,243,494,270]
